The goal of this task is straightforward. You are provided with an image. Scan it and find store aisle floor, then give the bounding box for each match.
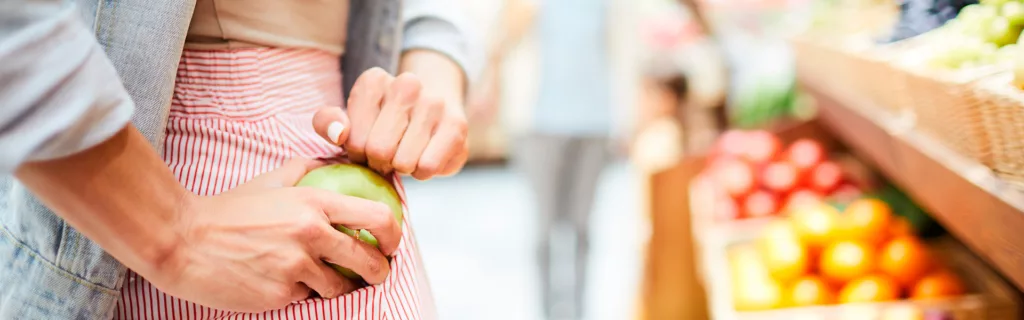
[404,161,647,320]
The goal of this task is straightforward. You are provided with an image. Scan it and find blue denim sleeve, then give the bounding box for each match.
[402,0,483,82]
[0,0,134,174]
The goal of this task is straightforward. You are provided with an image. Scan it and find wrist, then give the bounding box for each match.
[400,49,466,106]
[143,191,198,285]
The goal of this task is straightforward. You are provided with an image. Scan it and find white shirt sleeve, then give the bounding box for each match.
[0,0,135,174]
[403,0,483,82]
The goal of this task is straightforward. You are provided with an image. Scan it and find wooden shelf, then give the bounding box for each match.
[800,73,1024,292]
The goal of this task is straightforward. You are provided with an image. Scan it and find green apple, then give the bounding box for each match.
[296,163,404,279]
[1003,2,1024,26]
[930,36,993,69]
[978,42,1001,65]
[960,4,999,23]
[981,0,1009,8]
[957,5,999,38]
[986,16,1023,46]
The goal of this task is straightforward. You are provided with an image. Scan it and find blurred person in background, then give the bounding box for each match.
[0,0,474,318]
[632,0,729,172]
[471,0,614,318]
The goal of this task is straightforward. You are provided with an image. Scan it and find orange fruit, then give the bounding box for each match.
[733,277,785,311]
[820,240,877,285]
[760,220,800,242]
[838,274,901,303]
[760,236,810,282]
[887,216,915,240]
[790,203,840,250]
[911,270,965,300]
[838,199,893,245]
[729,244,771,285]
[786,275,835,307]
[878,236,934,286]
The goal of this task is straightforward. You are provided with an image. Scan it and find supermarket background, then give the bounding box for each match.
[413,0,1024,319]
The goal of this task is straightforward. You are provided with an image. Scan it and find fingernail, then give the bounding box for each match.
[327,122,345,144]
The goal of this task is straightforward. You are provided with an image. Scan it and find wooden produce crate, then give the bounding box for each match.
[699,232,1020,320]
[689,120,841,278]
[690,145,1020,319]
[691,178,1020,320]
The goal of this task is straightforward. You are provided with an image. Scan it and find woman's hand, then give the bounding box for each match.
[157,159,402,312]
[314,53,469,181]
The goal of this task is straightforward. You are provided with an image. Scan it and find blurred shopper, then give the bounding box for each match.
[0,0,474,318]
[473,0,613,318]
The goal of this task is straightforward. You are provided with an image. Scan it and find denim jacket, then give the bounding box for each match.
[0,0,474,318]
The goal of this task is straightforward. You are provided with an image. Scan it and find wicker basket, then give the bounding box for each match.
[902,67,1002,164]
[973,73,1024,185]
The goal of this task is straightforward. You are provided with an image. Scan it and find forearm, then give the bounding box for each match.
[15,126,190,283]
[400,49,466,108]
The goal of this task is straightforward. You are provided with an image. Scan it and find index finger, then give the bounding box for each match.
[346,68,394,164]
[299,188,403,256]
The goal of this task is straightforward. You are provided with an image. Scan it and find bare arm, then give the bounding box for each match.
[16,126,403,311]
[15,127,193,283]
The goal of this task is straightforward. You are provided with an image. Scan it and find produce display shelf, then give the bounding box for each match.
[799,72,1024,293]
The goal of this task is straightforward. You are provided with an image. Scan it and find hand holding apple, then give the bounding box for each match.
[159,159,401,312]
[297,163,405,279]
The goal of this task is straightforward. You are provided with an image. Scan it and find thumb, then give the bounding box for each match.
[313,106,351,146]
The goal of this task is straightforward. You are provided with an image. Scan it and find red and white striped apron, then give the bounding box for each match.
[114,48,433,320]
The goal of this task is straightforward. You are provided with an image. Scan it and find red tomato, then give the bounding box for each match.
[713,130,749,159]
[762,162,799,193]
[786,139,825,173]
[743,190,779,218]
[810,161,843,193]
[741,130,782,165]
[711,158,756,198]
[783,189,824,212]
